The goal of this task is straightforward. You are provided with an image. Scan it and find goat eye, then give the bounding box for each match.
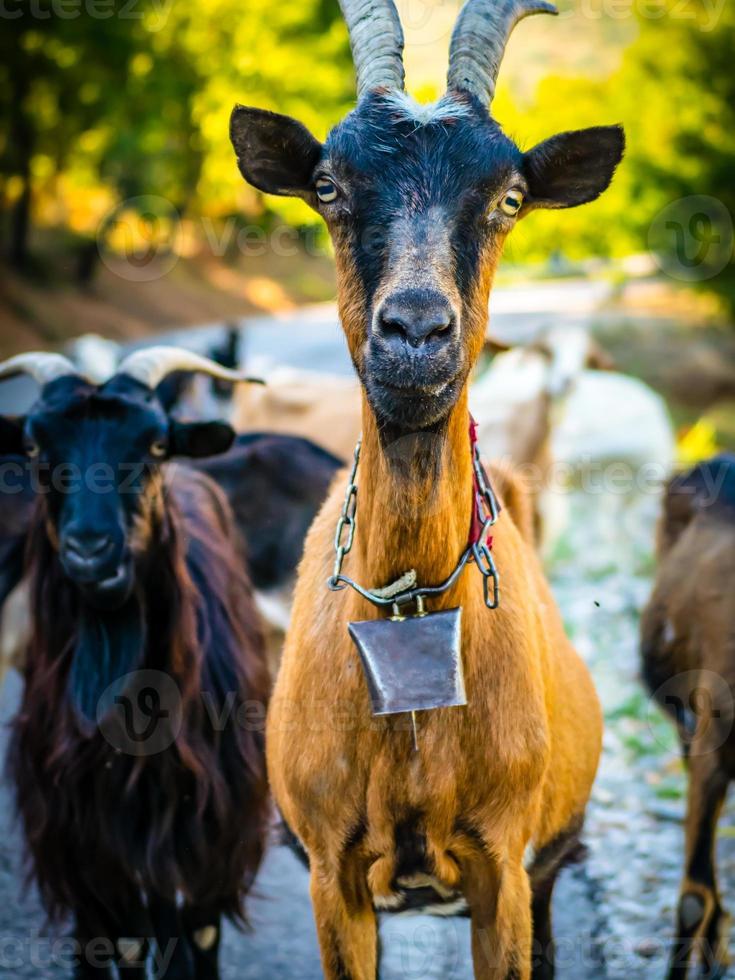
[315,178,338,203]
[24,439,40,459]
[150,440,168,459]
[499,189,524,217]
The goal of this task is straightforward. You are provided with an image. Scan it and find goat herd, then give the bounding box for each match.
[0,0,732,978]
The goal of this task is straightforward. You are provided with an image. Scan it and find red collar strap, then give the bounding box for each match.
[468,414,500,549]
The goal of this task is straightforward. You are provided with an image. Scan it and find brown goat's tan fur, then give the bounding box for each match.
[268,236,602,976]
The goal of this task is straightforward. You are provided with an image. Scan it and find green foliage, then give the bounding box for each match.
[0,0,352,260]
[182,0,352,224]
[0,7,147,177]
[617,0,735,306]
[0,0,733,303]
[498,0,735,304]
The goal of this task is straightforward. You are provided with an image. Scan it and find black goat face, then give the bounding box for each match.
[2,375,234,610]
[231,91,623,434]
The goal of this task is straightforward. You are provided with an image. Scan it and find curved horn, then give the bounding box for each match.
[0,351,82,387]
[116,346,264,391]
[447,0,557,105]
[338,0,405,99]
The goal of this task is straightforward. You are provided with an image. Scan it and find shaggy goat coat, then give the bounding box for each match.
[9,467,271,932]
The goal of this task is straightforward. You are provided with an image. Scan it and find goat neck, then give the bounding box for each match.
[353,389,474,596]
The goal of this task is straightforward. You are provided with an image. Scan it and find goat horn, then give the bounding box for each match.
[0,351,83,387]
[116,346,264,391]
[338,0,405,100]
[447,0,557,106]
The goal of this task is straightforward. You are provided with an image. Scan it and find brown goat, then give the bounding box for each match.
[266,409,602,979]
[641,453,735,980]
[229,0,621,974]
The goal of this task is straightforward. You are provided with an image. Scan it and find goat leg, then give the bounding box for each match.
[465,856,533,980]
[72,912,121,980]
[73,941,115,980]
[701,903,730,980]
[666,754,729,980]
[182,905,222,979]
[73,899,150,979]
[310,859,379,980]
[74,933,148,979]
[115,937,150,978]
[530,875,555,980]
[149,899,196,980]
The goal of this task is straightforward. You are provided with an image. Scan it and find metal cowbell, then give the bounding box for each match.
[348,607,465,716]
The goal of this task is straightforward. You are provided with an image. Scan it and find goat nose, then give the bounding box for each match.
[64,533,114,563]
[377,294,455,349]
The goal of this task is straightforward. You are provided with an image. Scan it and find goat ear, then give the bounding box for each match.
[169,420,235,459]
[522,126,625,210]
[230,105,323,200]
[0,417,26,456]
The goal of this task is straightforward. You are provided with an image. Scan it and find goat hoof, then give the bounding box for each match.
[679,893,706,932]
[117,938,145,964]
[193,926,218,951]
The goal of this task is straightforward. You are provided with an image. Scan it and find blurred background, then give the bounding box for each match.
[0,0,734,453]
[0,2,735,977]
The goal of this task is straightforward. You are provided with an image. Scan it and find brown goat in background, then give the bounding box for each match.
[641,453,735,980]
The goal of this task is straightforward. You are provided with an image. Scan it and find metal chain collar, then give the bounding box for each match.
[470,441,501,610]
[327,437,500,611]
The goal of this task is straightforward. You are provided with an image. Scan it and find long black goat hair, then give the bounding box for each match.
[8,471,271,934]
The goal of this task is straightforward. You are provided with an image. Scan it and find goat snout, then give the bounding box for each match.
[61,530,118,581]
[375,290,456,351]
[65,532,113,561]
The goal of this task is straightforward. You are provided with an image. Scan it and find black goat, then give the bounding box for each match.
[0,348,271,980]
[157,326,242,416]
[195,432,341,591]
[65,327,243,418]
